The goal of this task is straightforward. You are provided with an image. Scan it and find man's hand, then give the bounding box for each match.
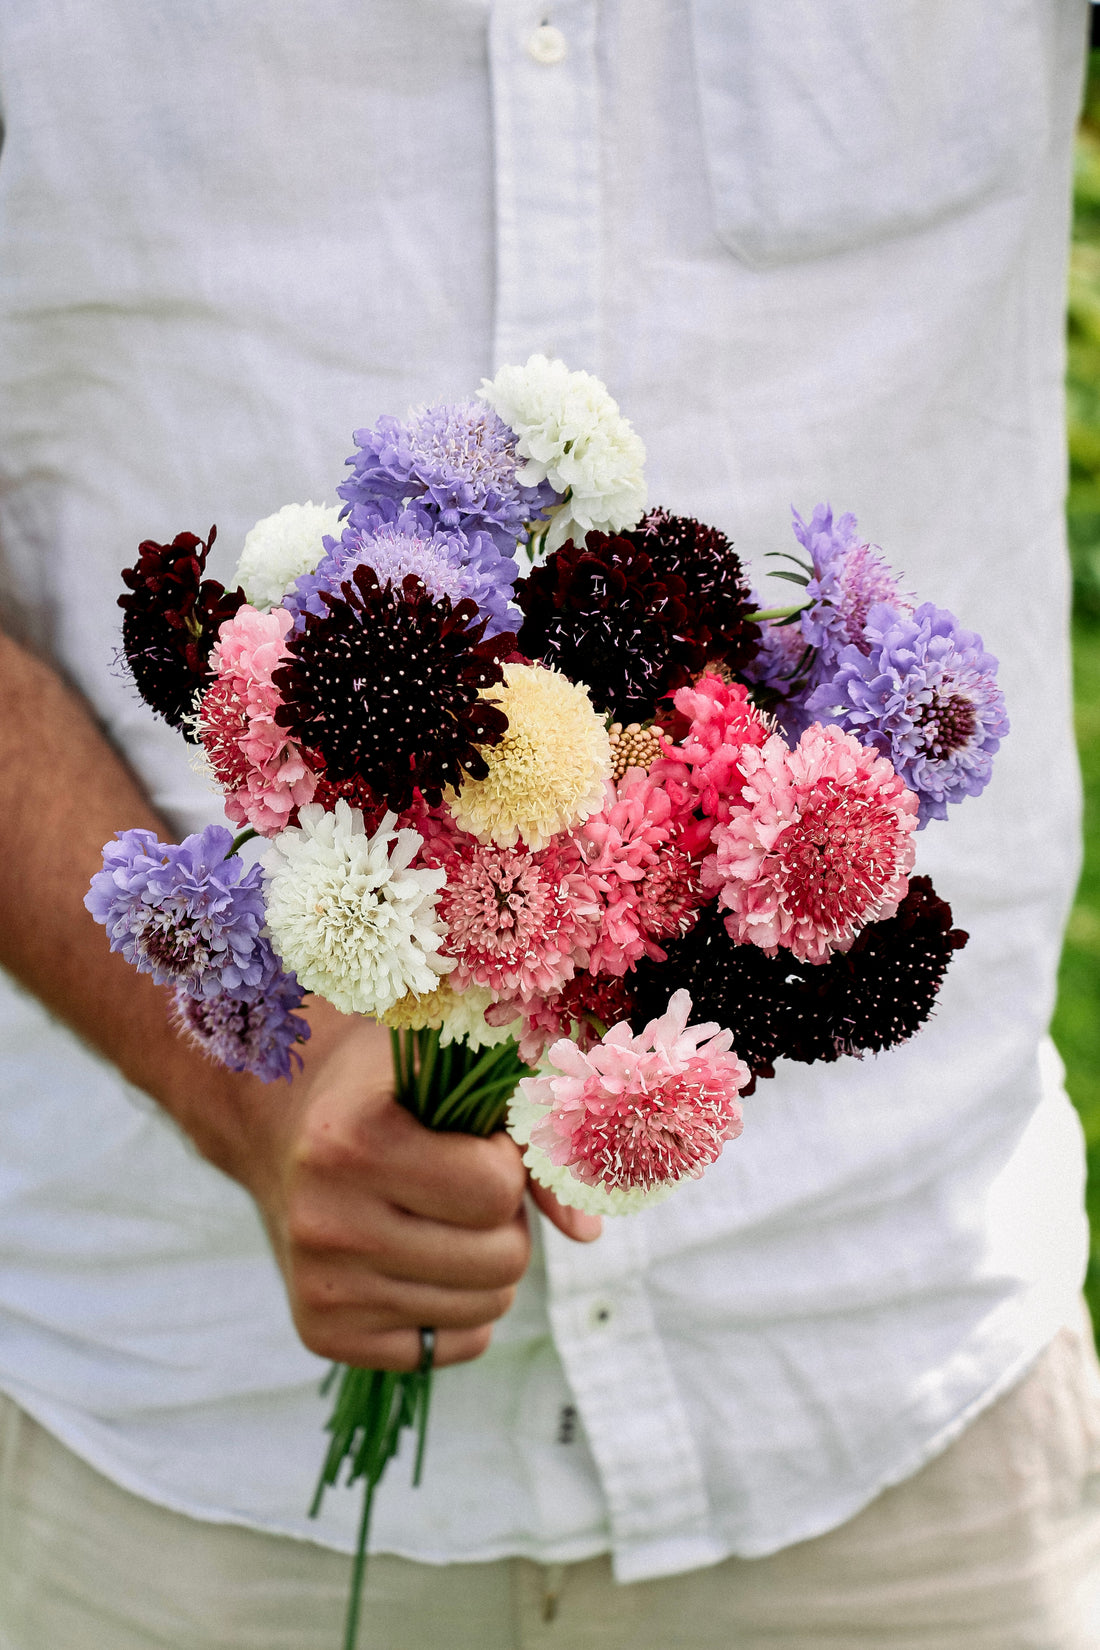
[235,1017,601,1372]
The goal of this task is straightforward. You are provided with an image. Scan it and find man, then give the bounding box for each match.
[0,3,1096,1645]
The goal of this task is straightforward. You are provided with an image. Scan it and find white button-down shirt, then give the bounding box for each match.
[0,0,1089,1579]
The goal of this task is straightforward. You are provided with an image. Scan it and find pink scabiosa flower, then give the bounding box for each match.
[650,673,771,854]
[198,605,318,835]
[433,832,601,1002]
[507,989,749,1214]
[578,771,704,976]
[707,724,918,964]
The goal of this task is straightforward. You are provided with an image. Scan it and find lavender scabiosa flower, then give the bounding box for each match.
[791,504,911,671]
[85,825,272,997]
[805,601,1009,825]
[285,498,520,638]
[172,968,310,1081]
[339,399,557,552]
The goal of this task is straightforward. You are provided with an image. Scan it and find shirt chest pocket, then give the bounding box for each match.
[689,0,1051,268]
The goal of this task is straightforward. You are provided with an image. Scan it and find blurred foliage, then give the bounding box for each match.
[1054,48,1100,1320]
[1066,54,1100,616]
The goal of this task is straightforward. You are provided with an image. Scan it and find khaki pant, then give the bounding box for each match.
[3,1323,1100,1649]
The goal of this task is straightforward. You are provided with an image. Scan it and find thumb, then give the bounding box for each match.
[528,1175,602,1243]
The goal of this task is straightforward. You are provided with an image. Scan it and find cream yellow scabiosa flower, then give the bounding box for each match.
[447,663,611,851]
[479,355,647,553]
[233,501,342,610]
[263,801,450,1016]
[381,980,520,1050]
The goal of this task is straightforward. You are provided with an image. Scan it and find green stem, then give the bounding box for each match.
[228,825,259,856]
[747,601,809,623]
[343,1476,375,1650]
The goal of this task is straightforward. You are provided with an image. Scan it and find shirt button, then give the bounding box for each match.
[589,1300,613,1328]
[526,23,567,65]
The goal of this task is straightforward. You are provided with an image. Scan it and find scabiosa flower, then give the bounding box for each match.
[272,567,514,813]
[497,970,637,1067]
[197,605,318,836]
[85,825,271,997]
[232,503,341,611]
[707,724,918,964]
[517,531,705,721]
[790,504,912,673]
[263,802,449,1016]
[287,499,519,638]
[633,508,761,673]
[650,673,772,849]
[432,832,601,1002]
[382,979,520,1050]
[804,602,1009,826]
[791,875,968,1059]
[579,772,704,976]
[630,880,966,1074]
[448,662,611,850]
[172,968,310,1081]
[339,400,556,552]
[630,904,791,1079]
[118,528,245,738]
[740,611,816,739]
[507,989,749,1215]
[480,355,647,552]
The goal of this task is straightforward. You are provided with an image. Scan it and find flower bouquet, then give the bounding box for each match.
[87,357,1005,1647]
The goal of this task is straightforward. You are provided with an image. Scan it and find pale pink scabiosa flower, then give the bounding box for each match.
[507,989,749,1214]
[579,771,703,976]
[433,831,601,1002]
[651,673,771,852]
[706,724,918,965]
[198,605,317,835]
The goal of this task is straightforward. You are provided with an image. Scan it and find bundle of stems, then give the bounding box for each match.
[310,1026,531,1650]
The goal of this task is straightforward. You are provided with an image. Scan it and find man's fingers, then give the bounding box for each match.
[528,1178,603,1243]
[291,1204,531,1292]
[305,1323,496,1372]
[294,1284,512,1361]
[295,1089,528,1229]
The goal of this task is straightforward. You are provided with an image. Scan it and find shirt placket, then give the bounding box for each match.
[488,0,602,370]
[540,1214,715,1577]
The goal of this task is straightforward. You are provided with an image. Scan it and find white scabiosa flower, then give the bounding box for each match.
[263,801,450,1016]
[233,502,342,610]
[479,355,647,552]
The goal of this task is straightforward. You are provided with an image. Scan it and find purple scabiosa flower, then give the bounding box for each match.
[172,969,309,1081]
[85,825,272,997]
[804,601,1009,826]
[285,498,519,638]
[787,505,911,674]
[338,399,557,552]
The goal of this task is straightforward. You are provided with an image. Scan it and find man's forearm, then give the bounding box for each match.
[0,628,345,1185]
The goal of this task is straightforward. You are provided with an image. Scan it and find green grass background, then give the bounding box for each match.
[1054,52,1100,1320]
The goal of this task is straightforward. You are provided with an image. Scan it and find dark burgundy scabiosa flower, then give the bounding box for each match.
[630,902,794,1079]
[118,527,245,740]
[272,566,515,813]
[631,877,966,1076]
[791,875,968,1060]
[516,529,707,721]
[633,508,761,674]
